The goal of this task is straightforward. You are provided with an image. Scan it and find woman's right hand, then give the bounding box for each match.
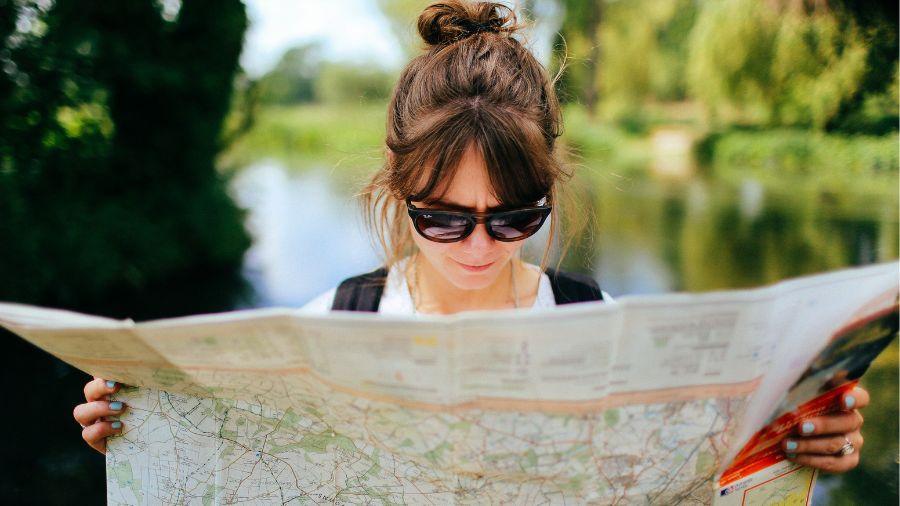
[72,377,126,454]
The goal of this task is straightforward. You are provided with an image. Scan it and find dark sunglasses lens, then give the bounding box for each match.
[414,213,471,241]
[488,209,548,240]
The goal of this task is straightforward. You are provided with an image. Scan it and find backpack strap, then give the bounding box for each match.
[331,266,602,311]
[545,268,603,304]
[330,267,388,312]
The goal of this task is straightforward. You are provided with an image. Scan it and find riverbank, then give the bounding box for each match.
[226,105,898,202]
[220,103,387,173]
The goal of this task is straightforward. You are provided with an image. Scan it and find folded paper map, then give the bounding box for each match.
[1,262,897,505]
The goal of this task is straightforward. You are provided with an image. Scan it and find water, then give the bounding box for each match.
[232,162,380,307]
[233,161,897,304]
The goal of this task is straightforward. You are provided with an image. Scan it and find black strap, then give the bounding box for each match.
[331,266,603,311]
[330,267,388,312]
[545,267,603,304]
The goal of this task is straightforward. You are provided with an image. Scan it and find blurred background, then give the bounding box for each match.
[0,0,896,503]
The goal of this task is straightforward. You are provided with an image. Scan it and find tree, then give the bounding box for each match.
[0,0,251,307]
[552,0,602,113]
[256,43,323,104]
[315,62,396,104]
[596,0,697,125]
[827,0,899,132]
[686,0,888,130]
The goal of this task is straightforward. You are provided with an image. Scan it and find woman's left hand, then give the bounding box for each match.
[782,386,869,473]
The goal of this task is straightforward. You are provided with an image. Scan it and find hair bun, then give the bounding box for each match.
[417,1,519,47]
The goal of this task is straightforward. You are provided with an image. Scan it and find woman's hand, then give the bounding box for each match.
[783,386,869,473]
[72,377,126,454]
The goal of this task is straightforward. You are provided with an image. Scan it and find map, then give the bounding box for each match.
[0,262,896,505]
[715,461,816,506]
[743,467,815,506]
[106,387,742,504]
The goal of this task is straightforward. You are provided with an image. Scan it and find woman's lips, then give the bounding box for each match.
[454,259,494,272]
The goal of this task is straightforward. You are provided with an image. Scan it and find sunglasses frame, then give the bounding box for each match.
[405,198,552,243]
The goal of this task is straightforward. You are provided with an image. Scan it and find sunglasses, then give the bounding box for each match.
[406,198,551,243]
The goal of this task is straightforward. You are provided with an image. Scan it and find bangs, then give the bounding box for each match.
[403,100,556,207]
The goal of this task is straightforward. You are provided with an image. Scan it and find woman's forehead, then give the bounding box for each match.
[419,146,503,209]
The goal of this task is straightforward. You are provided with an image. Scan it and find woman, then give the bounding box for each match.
[74,0,868,476]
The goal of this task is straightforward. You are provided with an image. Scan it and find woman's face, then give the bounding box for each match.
[409,144,526,291]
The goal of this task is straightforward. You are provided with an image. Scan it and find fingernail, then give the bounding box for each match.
[111,421,122,430]
[786,453,796,459]
[844,395,856,409]
[106,380,116,389]
[786,440,798,451]
[109,401,123,411]
[802,422,815,434]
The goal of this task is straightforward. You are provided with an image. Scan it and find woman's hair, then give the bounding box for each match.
[361,0,572,272]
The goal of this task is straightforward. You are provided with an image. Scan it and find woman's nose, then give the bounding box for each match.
[461,223,494,252]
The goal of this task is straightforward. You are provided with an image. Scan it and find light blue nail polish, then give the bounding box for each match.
[844,395,856,409]
[106,380,116,388]
[786,440,798,451]
[111,421,122,429]
[802,422,815,434]
[109,401,123,411]
[786,453,796,459]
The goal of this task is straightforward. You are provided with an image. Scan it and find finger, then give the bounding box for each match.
[784,431,863,456]
[787,450,860,473]
[796,410,863,436]
[84,377,120,402]
[840,386,869,412]
[81,420,124,455]
[73,400,127,427]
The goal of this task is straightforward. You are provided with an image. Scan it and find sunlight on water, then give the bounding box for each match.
[232,162,380,307]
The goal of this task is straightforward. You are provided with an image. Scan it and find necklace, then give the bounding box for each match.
[410,256,519,312]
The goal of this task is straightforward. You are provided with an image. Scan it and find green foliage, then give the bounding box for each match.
[222,103,387,172]
[552,0,601,107]
[598,0,696,122]
[831,62,900,135]
[551,0,897,134]
[0,0,251,307]
[827,0,899,132]
[770,12,868,128]
[685,0,776,125]
[702,129,899,179]
[687,0,875,130]
[253,43,395,107]
[314,62,395,105]
[256,43,322,104]
[559,105,653,173]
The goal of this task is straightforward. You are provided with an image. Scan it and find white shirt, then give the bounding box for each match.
[301,261,561,315]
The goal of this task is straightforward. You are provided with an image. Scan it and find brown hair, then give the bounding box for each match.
[361,0,573,272]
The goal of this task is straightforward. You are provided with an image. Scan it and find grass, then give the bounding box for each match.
[220,103,387,173]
